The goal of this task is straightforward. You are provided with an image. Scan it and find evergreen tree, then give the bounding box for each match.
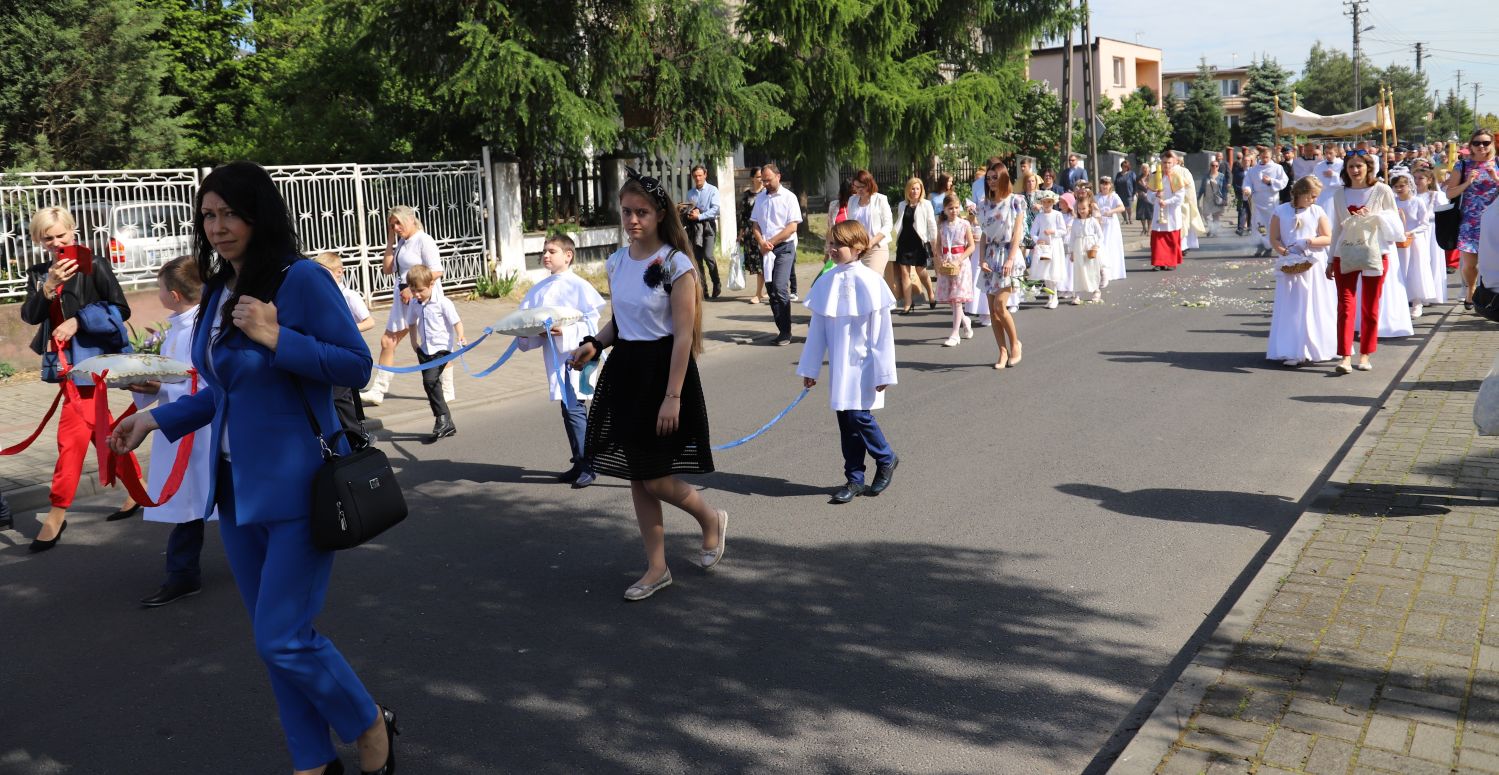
[1429,91,1475,143]
[1170,65,1230,152]
[1241,58,1291,147]
[0,0,186,169]
[138,0,250,165]
[1100,93,1172,160]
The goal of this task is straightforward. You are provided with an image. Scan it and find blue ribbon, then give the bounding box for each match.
[712,387,812,451]
[375,328,495,373]
[459,337,521,378]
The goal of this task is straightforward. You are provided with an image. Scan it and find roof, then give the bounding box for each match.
[1030,36,1162,57]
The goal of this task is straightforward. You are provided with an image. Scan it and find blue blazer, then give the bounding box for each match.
[153,259,373,525]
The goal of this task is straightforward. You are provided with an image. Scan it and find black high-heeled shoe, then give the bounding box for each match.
[361,706,399,775]
[105,503,141,522]
[323,759,345,775]
[29,520,66,554]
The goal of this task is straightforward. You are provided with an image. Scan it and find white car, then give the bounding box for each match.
[71,200,194,282]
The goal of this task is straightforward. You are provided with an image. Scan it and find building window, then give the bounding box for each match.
[1227,114,1241,128]
[1219,79,1241,97]
[1171,81,1189,99]
[1112,57,1126,87]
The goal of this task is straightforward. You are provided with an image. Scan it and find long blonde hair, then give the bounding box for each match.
[903,177,926,205]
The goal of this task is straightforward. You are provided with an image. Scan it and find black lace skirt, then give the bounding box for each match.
[585,337,714,480]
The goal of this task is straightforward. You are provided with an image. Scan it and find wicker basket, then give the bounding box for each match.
[1280,262,1314,275]
[1086,247,1099,259]
[1395,238,1412,249]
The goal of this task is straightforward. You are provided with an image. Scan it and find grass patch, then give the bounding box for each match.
[0,361,14,379]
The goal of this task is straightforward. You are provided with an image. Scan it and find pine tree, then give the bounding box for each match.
[138,0,250,165]
[1241,58,1291,147]
[1171,64,1230,153]
[0,0,186,169]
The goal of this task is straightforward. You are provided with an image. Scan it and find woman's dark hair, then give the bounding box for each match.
[1339,153,1378,188]
[836,178,854,208]
[193,161,302,337]
[852,169,878,195]
[984,156,1012,201]
[618,178,703,354]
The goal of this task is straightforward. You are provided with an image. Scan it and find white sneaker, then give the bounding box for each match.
[789,293,800,302]
[1090,293,1103,304]
[1411,303,1424,319]
[1070,296,1082,305]
[942,335,960,347]
[1046,295,1058,309]
[359,389,384,406]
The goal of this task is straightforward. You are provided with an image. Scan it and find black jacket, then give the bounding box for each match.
[21,258,131,355]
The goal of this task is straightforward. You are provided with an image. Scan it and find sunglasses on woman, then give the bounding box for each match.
[1473,140,1494,148]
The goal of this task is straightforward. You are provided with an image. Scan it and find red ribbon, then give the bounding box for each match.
[1,352,200,509]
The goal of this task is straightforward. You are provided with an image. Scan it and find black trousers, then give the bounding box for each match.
[331,385,365,436]
[417,350,451,421]
[692,240,720,296]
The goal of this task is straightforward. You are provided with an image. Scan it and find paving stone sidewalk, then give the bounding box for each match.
[1116,313,1499,775]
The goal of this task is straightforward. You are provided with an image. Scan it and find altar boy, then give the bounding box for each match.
[796,220,899,505]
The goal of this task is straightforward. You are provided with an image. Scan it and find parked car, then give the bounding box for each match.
[69,200,194,280]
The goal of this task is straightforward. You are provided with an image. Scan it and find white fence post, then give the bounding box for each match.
[351,163,371,305]
[603,156,629,247]
[714,154,736,260]
[480,145,497,272]
[492,159,526,278]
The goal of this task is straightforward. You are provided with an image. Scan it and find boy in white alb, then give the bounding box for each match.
[797,221,899,505]
[517,234,607,488]
[315,252,373,435]
[1243,146,1289,256]
[405,264,465,444]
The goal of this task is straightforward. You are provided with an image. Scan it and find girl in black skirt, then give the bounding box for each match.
[568,169,729,602]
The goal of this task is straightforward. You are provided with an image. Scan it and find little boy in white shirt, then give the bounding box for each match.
[405,264,465,444]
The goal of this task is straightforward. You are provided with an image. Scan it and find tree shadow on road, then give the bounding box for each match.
[1056,483,1300,532]
[1099,349,1278,374]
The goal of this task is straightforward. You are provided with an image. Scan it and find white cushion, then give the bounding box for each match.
[73,353,193,387]
[491,305,583,337]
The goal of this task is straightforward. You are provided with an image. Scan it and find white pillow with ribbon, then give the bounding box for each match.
[491,305,584,337]
[73,353,193,387]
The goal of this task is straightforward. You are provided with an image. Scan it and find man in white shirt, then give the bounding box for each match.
[1242,146,1288,257]
[970,165,987,209]
[750,162,802,345]
[1292,142,1320,181]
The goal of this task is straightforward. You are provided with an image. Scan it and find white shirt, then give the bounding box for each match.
[393,231,442,292]
[750,187,802,248]
[795,262,898,411]
[1244,163,1288,206]
[848,193,892,247]
[971,178,986,207]
[1146,178,1186,232]
[1292,156,1320,181]
[606,244,694,341]
[406,295,461,355]
[517,270,607,400]
[134,305,216,524]
[338,286,370,325]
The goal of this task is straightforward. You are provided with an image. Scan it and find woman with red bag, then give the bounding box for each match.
[19,206,137,553]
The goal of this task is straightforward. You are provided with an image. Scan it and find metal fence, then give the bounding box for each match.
[1,159,493,304]
[519,155,610,233]
[636,144,710,208]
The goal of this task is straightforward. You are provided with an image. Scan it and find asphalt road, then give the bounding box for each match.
[0,231,1451,774]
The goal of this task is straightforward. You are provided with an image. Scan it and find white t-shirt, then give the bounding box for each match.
[393,231,442,291]
[607,244,694,341]
[750,187,802,248]
[339,286,370,324]
[405,295,461,355]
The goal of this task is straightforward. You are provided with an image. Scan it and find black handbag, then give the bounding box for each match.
[1435,161,1464,252]
[294,378,407,550]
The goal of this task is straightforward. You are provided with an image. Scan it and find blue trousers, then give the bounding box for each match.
[766,242,797,339]
[164,518,205,586]
[836,410,895,485]
[559,378,590,472]
[215,461,378,770]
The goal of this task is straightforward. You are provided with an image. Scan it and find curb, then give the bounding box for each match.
[1105,304,1459,774]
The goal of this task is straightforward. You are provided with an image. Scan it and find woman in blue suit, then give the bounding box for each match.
[111,162,396,775]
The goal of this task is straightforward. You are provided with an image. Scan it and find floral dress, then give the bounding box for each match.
[1456,160,1499,254]
[934,219,975,304]
[976,194,1026,295]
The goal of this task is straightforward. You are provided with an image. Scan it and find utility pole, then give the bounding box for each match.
[1344,0,1369,109]
[1061,0,1074,175]
[1081,1,1098,180]
[1414,42,1424,73]
[1476,83,1484,135]
[1457,70,1464,98]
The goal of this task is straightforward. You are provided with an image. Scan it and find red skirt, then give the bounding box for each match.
[1150,230,1183,267]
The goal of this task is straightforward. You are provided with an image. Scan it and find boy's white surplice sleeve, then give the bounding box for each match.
[872,307,898,387]
[796,313,828,380]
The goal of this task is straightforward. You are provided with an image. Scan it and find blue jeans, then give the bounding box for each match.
[766,242,796,339]
[836,410,895,485]
[164,518,205,586]
[559,377,590,472]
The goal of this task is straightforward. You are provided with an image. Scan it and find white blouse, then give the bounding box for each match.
[606,244,694,341]
[393,231,442,293]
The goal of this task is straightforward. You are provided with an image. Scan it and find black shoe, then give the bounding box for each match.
[140,582,202,608]
[557,465,582,484]
[28,520,66,553]
[1449,267,1458,274]
[0,501,12,531]
[105,504,141,522]
[324,759,346,775]
[572,470,597,489]
[424,416,457,445]
[1465,300,1474,311]
[928,300,937,310]
[868,456,899,496]
[711,287,722,299]
[831,482,867,504]
[774,337,792,346]
[361,705,399,775]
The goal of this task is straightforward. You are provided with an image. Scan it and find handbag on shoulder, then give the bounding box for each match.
[294,377,407,550]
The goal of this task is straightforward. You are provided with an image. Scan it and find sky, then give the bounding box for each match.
[1088,1,1499,115]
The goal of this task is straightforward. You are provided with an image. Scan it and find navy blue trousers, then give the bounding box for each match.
[559,377,590,473]
[836,410,894,485]
[215,461,378,769]
[164,518,205,586]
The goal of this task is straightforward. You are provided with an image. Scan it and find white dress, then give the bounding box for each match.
[1096,192,1127,282]
[1339,186,1413,338]
[517,270,607,400]
[1069,216,1105,294]
[795,262,898,411]
[962,210,990,318]
[1029,210,1069,285]
[384,230,443,333]
[1424,190,1450,304]
[1395,196,1437,305]
[1266,204,1337,363]
[133,306,216,524]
